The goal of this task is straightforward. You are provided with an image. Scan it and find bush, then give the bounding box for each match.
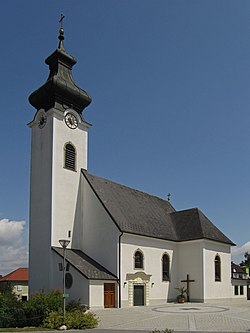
[0,288,98,329]
[66,299,88,313]
[0,289,63,328]
[0,288,24,328]
[43,310,98,329]
[43,310,63,329]
[23,289,63,327]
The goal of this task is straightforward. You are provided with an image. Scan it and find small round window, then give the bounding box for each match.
[65,273,73,289]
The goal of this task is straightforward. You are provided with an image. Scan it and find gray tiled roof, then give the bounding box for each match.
[82,170,234,245]
[171,208,234,244]
[53,247,117,280]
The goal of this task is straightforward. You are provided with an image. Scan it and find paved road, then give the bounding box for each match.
[87,301,250,332]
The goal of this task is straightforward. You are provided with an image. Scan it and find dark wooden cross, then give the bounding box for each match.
[181,274,195,302]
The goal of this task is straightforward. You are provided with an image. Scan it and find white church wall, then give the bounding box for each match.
[176,240,204,301]
[203,240,232,301]
[29,109,54,295]
[89,281,104,308]
[71,174,120,276]
[51,110,89,247]
[121,233,178,306]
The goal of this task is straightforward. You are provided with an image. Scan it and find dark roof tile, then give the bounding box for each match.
[53,247,117,280]
[82,170,234,246]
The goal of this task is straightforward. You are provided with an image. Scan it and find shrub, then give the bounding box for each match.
[65,311,98,329]
[23,289,63,327]
[43,310,98,329]
[43,310,63,329]
[66,299,88,313]
[0,288,24,328]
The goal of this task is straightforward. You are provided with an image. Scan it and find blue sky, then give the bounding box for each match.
[0,0,250,275]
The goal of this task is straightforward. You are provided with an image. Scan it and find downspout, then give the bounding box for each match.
[118,232,123,308]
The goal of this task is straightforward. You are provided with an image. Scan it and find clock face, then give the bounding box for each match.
[38,113,47,129]
[65,113,78,129]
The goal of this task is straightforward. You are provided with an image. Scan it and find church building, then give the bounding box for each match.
[28,26,237,308]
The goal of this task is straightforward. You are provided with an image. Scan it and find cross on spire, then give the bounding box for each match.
[58,14,65,50]
[59,14,65,29]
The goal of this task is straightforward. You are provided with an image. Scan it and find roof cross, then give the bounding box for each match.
[59,14,65,29]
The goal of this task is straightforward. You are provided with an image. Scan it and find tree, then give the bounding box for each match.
[240,252,250,267]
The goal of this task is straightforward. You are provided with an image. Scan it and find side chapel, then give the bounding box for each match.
[28,26,236,308]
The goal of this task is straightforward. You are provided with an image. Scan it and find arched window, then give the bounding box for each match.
[215,255,221,281]
[64,143,76,171]
[134,250,144,269]
[162,253,170,281]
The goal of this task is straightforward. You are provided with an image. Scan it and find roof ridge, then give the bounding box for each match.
[82,169,174,206]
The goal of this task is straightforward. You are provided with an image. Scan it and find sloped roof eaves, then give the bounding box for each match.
[53,247,117,281]
[196,209,235,245]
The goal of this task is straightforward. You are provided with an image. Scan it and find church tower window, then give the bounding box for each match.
[134,250,144,269]
[162,253,170,281]
[64,143,76,171]
[215,255,221,281]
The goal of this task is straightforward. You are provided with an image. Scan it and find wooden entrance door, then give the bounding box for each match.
[104,283,116,308]
[134,285,145,306]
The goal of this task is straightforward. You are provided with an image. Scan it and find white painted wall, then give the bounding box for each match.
[121,235,233,305]
[71,174,120,276]
[29,109,54,295]
[177,240,204,301]
[89,281,104,308]
[51,109,90,247]
[203,240,232,301]
[121,233,178,305]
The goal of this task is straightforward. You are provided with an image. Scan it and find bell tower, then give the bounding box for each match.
[28,22,91,294]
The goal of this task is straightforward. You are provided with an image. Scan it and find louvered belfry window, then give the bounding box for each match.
[65,143,76,171]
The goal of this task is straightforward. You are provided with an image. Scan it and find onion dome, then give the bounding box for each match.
[29,25,91,114]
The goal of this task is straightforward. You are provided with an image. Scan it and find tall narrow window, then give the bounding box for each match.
[215,255,221,281]
[134,250,144,269]
[64,143,76,171]
[162,254,170,281]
